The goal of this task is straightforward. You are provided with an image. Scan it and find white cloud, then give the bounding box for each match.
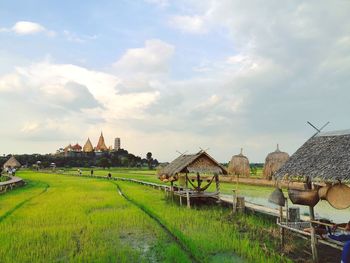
[168,15,207,34]
[63,30,97,43]
[1,21,56,36]
[12,21,45,35]
[112,39,175,94]
[113,39,174,75]
[0,60,160,149]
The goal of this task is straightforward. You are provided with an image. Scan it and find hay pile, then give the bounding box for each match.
[228,148,250,177]
[263,144,289,180]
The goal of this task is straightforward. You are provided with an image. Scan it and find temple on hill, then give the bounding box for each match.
[56,132,113,157]
[83,138,94,152]
[95,132,108,152]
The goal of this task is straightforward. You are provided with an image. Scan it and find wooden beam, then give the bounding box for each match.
[186,173,190,208]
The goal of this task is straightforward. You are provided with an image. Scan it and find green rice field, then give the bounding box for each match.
[0,170,296,262]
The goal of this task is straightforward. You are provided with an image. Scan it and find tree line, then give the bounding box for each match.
[0,149,159,169]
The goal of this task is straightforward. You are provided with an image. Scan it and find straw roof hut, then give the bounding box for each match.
[228,148,250,177]
[83,138,94,152]
[158,151,227,182]
[3,156,21,169]
[275,129,350,182]
[263,144,289,180]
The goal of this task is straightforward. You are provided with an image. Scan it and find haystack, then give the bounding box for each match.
[228,148,250,177]
[263,144,289,180]
[3,156,21,169]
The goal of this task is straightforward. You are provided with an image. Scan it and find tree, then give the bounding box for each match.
[146,152,153,169]
[97,157,111,169]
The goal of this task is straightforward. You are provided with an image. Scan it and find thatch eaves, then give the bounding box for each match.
[159,151,227,178]
[3,156,21,169]
[275,129,350,182]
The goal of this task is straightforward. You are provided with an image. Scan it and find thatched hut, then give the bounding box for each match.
[275,130,350,182]
[158,151,227,207]
[228,148,250,177]
[3,156,21,169]
[274,129,350,260]
[263,144,289,180]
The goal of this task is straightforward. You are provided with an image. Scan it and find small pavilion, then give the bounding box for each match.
[158,150,227,207]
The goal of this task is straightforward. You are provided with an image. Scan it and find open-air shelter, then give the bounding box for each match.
[274,129,350,262]
[158,150,227,208]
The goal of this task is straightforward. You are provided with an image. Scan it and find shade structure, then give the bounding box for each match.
[275,129,350,182]
[3,156,21,169]
[158,150,227,182]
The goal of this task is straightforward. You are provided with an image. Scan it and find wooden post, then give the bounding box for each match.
[306,176,318,263]
[196,172,201,191]
[279,218,285,249]
[215,173,220,202]
[170,181,174,202]
[179,196,182,206]
[186,173,190,208]
[236,197,245,213]
[285,197,289,223]
[278,205,285,248]
[232,189,237,213]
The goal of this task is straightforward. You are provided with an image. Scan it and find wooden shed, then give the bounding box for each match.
[158,151,227,207]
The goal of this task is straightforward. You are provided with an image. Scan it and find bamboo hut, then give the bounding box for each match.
[228,148,250,177]
[274,129,350,262]
[158,151,227,207]
[3,156,21,169]
[263,144,289,180]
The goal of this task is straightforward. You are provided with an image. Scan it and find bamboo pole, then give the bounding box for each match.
[232,189,237,213]
[215,173,220,202]
[306,176,318,263]
[186,173,190,208]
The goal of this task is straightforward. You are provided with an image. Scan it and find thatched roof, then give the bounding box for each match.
[95,132,108,151]
[263,144,289,179]
[228,148,250,177]
[159,151,227,180]
[83,138,94,152]
[275,129,350,182]
[3,156,21,169]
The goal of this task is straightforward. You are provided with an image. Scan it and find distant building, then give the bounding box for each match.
[83,138,94,153]
[56,131,111,157]
[114,137,121,150]
[95,132,108,152]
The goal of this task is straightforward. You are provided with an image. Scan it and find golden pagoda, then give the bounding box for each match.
[95,132,108,151]
[83,138,94,152]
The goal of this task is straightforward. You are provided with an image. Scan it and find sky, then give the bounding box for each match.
[0,0,350,162]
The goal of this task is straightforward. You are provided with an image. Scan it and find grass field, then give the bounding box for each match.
[0,171,190,262]
[0,170,292,262]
